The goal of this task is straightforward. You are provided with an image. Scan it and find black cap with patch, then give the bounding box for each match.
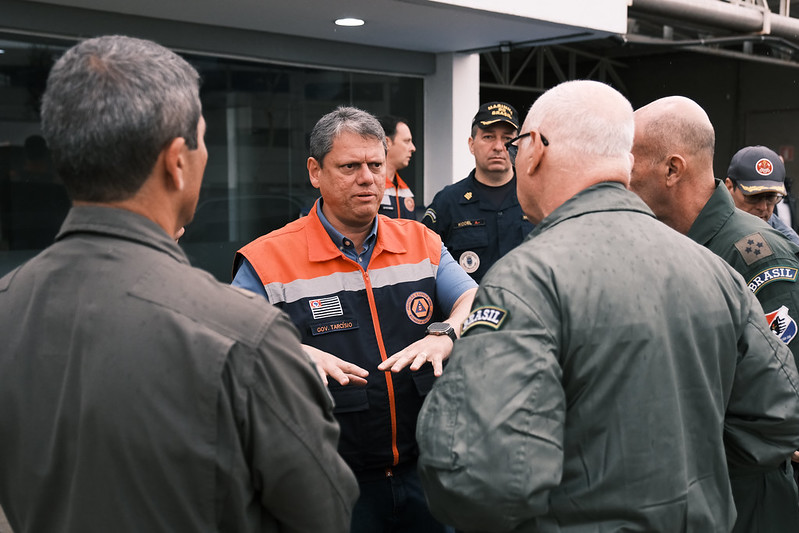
[471,102,519,131]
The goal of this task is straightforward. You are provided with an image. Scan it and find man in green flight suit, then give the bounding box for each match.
[415,81,799,533]
[630,95,799,533]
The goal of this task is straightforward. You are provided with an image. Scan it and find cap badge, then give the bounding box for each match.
[755,158,774,176]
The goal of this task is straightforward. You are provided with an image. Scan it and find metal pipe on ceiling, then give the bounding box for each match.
[629,0,799,41]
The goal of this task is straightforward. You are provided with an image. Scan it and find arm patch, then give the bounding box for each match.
[747,266,799,294]
[461,305,508,335]
[422,208,437,224]
[734,232,774,266]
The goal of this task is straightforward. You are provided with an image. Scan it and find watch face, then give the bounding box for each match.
[427,322,456,343]
[428,322,451,334]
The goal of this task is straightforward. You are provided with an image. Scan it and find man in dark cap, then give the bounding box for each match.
[422,101,534,282]
[725,145,799,245]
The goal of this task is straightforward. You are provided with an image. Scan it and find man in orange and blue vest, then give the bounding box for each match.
[378,115,417,219]
[232,106,477,533]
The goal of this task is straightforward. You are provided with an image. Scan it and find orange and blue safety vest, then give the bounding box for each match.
[379,173,416,219]
[234,201,451,474]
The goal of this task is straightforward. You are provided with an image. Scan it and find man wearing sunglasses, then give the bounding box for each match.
[421,102,534,282]
[725,145,799,246]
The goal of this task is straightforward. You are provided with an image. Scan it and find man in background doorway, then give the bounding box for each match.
[378,115,417,219]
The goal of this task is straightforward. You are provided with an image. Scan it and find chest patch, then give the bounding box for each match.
[459,251,480,273]
[734,232,774,266]
[406,291,433,324]
[461,306,508,335]
[765,305,797,345]
[309,296,343,319]
[747,266,799,294]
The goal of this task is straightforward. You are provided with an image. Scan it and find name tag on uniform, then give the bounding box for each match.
[310,319,359,336]
[455,219,485,229]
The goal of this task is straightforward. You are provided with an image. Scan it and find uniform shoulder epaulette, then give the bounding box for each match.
[733,232,774,266]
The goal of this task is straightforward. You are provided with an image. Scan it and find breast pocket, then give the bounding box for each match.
[411,364,437,396]
[448,222,488,253]
[329,386,369,414]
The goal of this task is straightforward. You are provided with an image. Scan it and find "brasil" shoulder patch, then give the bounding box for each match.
[461,305,508,335]
[747,266,799,294]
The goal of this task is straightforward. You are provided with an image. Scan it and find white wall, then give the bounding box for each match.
[422,0,628,34]
[423,52,480,205]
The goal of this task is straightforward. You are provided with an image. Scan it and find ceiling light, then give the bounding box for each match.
[335,18,365,27]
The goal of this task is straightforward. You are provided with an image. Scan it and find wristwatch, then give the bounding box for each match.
[425,322,457,343]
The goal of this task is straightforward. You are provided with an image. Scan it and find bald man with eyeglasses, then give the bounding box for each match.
[725,145,799,246]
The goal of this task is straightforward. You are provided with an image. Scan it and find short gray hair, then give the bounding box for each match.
[309,106,386,166]
[41,35,202,202]
[524,80,634,170]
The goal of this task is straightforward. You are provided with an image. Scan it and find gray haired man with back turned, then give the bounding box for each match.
[0,35,357,533]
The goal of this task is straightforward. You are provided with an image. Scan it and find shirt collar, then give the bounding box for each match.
[316,198,378,252]
[686,179,735,246]
[529,181,654,239]
[56,205,189,265]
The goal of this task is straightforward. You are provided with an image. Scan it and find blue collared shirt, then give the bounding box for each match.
[315,200,379,266]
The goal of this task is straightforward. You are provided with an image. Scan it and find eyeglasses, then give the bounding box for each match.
[504,131,549,167]
[733,182,786,206]
[741,192,786,207]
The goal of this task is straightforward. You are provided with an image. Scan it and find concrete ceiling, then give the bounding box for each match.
[26,0,609,54]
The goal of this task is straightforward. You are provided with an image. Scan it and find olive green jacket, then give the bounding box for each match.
[0,206,358,533]
[687,180,799,533]
[417,182,799,532]
[688,180,799,366]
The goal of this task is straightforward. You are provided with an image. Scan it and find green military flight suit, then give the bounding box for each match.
[416,182,799,532]
[687,179,799,533]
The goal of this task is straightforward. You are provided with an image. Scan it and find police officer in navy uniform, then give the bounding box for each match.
[422,102,534,282]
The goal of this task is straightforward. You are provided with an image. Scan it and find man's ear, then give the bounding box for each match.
[517,133,545,180]
[307,157,322,189]
[164,137,188,191]
[724,177,735,194]
[468,136,475,156]
[664,154,687,187]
